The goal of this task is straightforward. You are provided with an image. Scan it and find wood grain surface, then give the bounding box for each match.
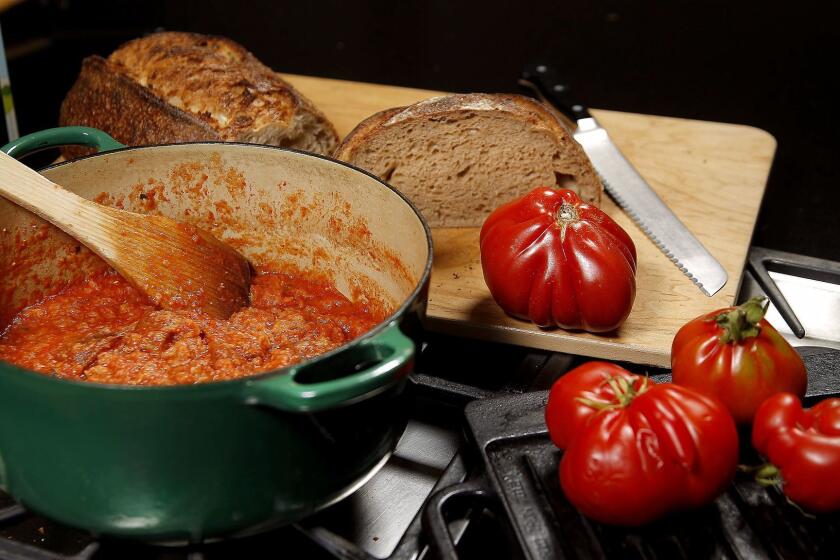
[283,74,776,367]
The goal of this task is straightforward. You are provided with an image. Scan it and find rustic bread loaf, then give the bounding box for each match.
[334,93,602,227]
[59,32,338,158]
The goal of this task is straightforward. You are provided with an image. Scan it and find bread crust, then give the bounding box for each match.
[335,93,603,206]
[59,55,221,159]
[336,107,404,158]
[60,32,338,158]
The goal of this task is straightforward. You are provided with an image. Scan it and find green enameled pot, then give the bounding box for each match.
[0,128,432,542]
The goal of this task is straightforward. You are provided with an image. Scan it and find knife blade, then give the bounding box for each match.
[519,63,728,297]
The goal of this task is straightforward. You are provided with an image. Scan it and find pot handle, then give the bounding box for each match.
[242,322,414,413]
[1,126,125,158]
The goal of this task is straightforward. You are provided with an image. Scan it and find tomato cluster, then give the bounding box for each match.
[483,185,839,522]
[543,299,839,524]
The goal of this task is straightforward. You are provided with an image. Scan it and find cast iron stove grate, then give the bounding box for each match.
[423,347,840,559]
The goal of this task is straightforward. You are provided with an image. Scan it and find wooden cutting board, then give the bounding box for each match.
[283,74,775,368]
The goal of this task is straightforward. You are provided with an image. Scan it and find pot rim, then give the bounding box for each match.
[0,141,434,393]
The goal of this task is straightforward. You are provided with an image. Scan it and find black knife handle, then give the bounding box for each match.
[519,62,591,122]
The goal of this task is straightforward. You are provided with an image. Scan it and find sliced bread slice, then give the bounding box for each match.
[333,93,602,227]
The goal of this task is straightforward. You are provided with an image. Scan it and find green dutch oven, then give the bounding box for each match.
[0,127,432,542]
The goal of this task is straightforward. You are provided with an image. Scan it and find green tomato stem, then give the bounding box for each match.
[715,296,769,344]
[576,375,650,411]
[740,462,783,487]
[755,464,783,486]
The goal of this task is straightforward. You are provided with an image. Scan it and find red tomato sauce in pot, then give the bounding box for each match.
[0,268,388,385]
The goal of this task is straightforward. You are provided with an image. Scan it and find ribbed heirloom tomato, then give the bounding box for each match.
[479,187,637,332]
[752,393,840,513]
[671,297,807,424]
[545,362,739,526]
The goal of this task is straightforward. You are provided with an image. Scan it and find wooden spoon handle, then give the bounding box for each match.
[0,151,252,319]
[0,151,110,251]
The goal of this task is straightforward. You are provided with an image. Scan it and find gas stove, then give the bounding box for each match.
[2,248,839,560]
[0,333,564,560]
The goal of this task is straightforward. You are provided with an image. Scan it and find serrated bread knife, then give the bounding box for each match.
[520,63,727,297]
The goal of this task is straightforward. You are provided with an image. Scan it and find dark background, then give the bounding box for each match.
[1,0,838,261]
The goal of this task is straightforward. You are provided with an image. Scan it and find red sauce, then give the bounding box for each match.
[0,268,387,386]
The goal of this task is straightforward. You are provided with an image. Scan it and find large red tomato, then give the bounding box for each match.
[479,187,636,332]
[752,393,840,513]
[545,362,739,526]
[671,297,807,424]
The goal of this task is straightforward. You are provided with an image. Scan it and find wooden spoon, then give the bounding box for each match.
[0,151,251,319]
